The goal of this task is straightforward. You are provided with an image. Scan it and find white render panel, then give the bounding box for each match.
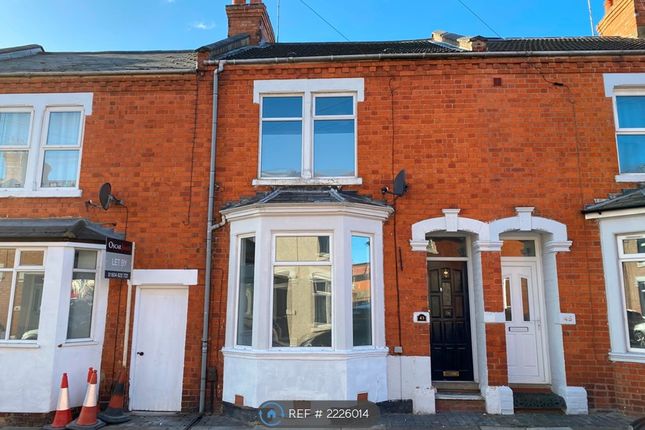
[223,351,387,407]
[131,269,198,286]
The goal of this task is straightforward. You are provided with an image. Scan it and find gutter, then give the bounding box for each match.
[203,49,645,65]
[199,60,227,414]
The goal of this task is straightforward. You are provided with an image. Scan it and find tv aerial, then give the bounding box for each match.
[98,182,125,210]
[381,169,408,198]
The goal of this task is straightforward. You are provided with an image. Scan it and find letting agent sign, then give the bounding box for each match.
[105,238,133,279]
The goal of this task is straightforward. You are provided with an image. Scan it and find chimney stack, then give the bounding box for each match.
[598,0,645,38]
[226,0,275,45]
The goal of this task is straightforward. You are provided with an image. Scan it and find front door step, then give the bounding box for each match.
[513,391,566,411]
[434,381,479,392]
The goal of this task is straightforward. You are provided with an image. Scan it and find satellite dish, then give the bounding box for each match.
[393,169,408,197]
[99,182,124,210]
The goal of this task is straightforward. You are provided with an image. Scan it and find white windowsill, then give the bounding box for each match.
[0,189,83,198]
[0,341,40,349]
[609,351,645,363]
[615,173,645,183]
[223,347,388,360]
[252,177,363,187]
[60,340,98,348]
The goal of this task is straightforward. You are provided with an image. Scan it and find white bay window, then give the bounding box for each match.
[222,197,391,407]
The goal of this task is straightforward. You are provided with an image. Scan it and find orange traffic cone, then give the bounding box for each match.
[43,373,73,429]
[98,370,130,424]
[66,370,105,430]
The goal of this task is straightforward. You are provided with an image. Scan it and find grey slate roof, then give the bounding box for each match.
[486,36,645,52]
[218,36,645,60]
[0,218,124,242]
[583,187,645,214]
[0,50,197,75]
[218,39,458,60]
[222,187,389,210]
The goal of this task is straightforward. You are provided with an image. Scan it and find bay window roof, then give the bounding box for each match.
[222,187,389,210]
[0,218,123,242]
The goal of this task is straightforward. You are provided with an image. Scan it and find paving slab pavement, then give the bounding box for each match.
[13,411,638,430]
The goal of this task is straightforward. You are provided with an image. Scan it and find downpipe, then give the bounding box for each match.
[199,60,226,414]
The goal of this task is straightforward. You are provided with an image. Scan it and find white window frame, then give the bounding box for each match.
[351,232,376,349]
[65,248,100,343]
[0,247,46,343]
[603,74,645,182]
[0,93,92,198]
[617,233,645,354]
[270,232,334,351]
[253,78,364,186]
[38,107,85,191]
[612,90,645,180]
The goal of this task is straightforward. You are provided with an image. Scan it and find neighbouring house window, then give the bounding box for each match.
[66,250,97,340]
[352,235,372,346]
[619,234,645,350]
[236,236,255,346]
[260,94,356,179]
[41,110,83,188]
[272,235,332,347]
[614,96,645,174]
[0,93,91,196]
[0,109,31,188]
[0,248,45,341]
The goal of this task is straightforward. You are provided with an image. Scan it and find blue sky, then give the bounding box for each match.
[1,0,608,52]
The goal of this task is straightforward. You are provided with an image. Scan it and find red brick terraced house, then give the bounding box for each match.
[2,0,645,422]
[0,44,221,424]
[203,0,645,416]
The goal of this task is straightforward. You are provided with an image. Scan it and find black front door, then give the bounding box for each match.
[428,261,474,381]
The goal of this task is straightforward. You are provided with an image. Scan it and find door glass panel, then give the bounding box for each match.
[426,236,467,257]
[521,277,530,321]
[429,269,439,292]
[501,240,536,257]
[503,277,512,321]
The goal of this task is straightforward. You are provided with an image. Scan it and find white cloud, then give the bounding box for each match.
[191,21,215,30]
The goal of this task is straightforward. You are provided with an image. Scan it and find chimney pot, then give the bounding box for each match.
[250,0,262,3]
[232,0,246,5]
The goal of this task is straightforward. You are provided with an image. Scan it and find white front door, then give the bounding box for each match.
[502,262,548,384]
[130,286,189,411]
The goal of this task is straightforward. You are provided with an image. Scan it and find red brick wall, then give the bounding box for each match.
[0,72,213,411]
[208,55,645,414]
